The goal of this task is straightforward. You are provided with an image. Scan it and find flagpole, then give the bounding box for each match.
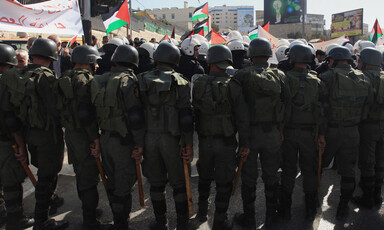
[129,0,132,37]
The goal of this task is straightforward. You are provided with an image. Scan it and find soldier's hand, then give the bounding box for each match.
[239,147,250,162]
[317,135,326,150]
[90,139,101,158]
[182,144,193,164]
[14,145,27,164]
[132,147,143,161]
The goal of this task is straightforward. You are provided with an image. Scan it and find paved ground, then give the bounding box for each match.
[4,138,384,230]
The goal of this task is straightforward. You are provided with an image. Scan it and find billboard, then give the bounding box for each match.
[331,8,363,38]
[237,8,254,33]
[264,0,306,25]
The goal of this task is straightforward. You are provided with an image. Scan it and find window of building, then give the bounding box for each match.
[216,21,220,24]
[225,12,228,15]
[162,14,166,19]
[171,13,175,19]
[189,12,192,18]
[154,14,157,18]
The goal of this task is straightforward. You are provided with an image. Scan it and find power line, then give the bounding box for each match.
[134,0,147,9]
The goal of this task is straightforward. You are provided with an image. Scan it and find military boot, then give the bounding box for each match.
[5,212,34,230]
[176,214,189,230]
[278,190,292,220]
[212,212,232,230]
[33,219,69,230]
[149,214,168,230]
[352,177,375,209]
[111,195,132,230]
[264,184,278,229]
[197,181,211,222]
[305,192,317,221]
[374,179,383,207]
[80,187,105,230]
[150,199,168,230]
[233,184,256,230]
[49,194,64,216]
[336,198,349,221]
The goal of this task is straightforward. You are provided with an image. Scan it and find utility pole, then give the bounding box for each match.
[302,0,306,39]
[82,0,92,45]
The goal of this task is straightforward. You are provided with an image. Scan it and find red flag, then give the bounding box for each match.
[116,0,130,24]
[263,22,270,32]
[370,19,383,44]
[171,27,175,39]
[211,30,226,45]
[66,35,78,48]
[346,36,350,40]
[188,27,204,38]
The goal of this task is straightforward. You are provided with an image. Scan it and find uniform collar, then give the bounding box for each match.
[156,65,174,71]
[251,61,269,69]
[209,71,228,77]
[335,64,352,69]
[111,66,132,73]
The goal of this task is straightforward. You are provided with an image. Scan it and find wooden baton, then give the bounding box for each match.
[12,145,36,187]
[183,158,194,215]
[95,157,108,191]
[232,159,244,196]
[136,159,145,207]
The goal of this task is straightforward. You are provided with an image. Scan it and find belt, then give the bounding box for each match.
[285,126,314,131]
[328,123,357,128]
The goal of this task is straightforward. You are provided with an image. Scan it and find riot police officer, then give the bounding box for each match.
[58,45,103,230]
[353,47,384,209]
[92,45,145,230]
[137,42,194,230]
[233,38,289,229]
[192,45,250,229]
[279,44,326,221]
[0,43,35,229]
[319,46,371,220]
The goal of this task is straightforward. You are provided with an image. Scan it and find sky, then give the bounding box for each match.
[131,0,384,30]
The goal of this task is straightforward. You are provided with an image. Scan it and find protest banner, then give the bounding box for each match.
[0,0,83,35]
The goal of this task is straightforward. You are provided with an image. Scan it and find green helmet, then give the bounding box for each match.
[248,37,272,58]
[29,38,58,60]
[71,45,101,64]
[327,46,352,61]
[153,42,180,67]
[288,44,314,64]
[0,43,17,66]
[111,45,139,67]
[359,47,382,67]
[207,45,233,69]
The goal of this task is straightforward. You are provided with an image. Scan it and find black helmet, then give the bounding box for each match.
[359,47,382,67]
[248,37,272,58]
[207,45,233,69]
[0,44,17,66]
[29,38,58,60]
[288,44,314,64]
[71,45,101,65]
[111,45,139,68]
[327,46,353,61]
[153,42,180,67]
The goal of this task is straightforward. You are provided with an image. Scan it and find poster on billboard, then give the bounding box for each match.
[331,9,363,38]
[237,8,254,33]
[264,0,306,25]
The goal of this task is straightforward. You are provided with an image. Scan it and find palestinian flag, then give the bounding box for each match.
[66,35,78,48]
[210,30,226,45]
[248,22,270,40]
[102,0,130,34]
[188,27,204,38]
[194,18,209,32]
[171,27,175,39]
[191,2,208,21]
[369,19,383,44]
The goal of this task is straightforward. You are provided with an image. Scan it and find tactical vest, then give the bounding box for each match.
[138,69,188,135]
[58,69,92,130]
[91,70,136,137]
[242,66,284,123]
[329,68,369,124]
[0,73,11,139]
[364,70,384,121]
[6,66,55,130]
[193,74,234,136]
[286,70,322,125]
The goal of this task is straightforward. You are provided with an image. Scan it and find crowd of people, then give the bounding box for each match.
[0,30,383,230]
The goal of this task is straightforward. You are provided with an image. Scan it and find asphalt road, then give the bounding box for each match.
[8,139,384,230]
